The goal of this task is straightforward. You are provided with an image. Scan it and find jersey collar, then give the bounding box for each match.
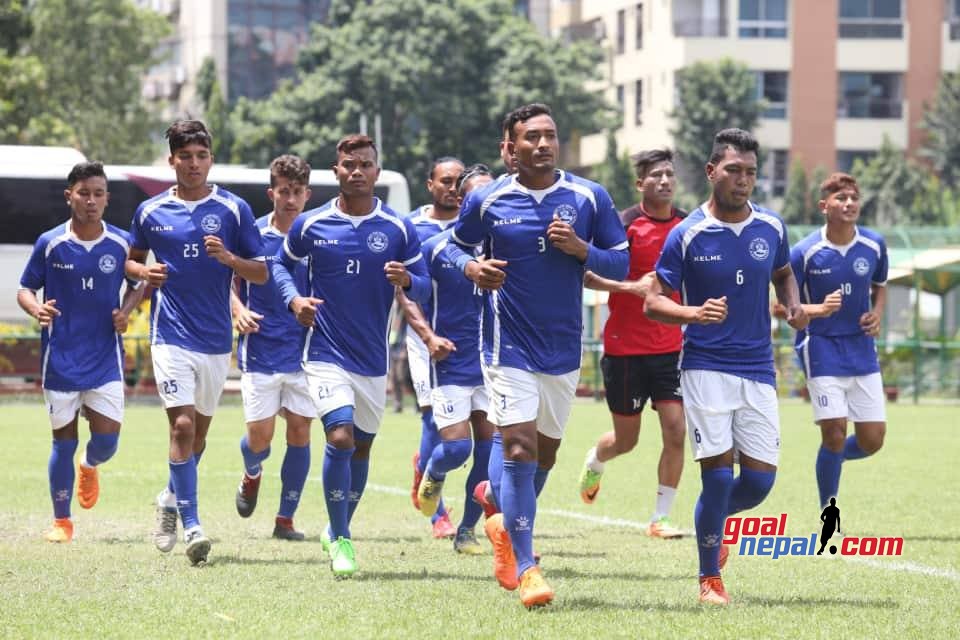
[331,197,383,227]
[700,200,757,236]
[66,219,108,250]
[819,225,861,256]
[510,170,566,204]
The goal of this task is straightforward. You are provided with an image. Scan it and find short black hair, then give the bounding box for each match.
[428,156,464,180]
[456,163,493,195]
[336,134,379,162]
[709,128,759,164]
[165,120,212,153]
[501,103,553,141]
[270,154,311,187]
[633,148,673,179]
[67,161,107,188]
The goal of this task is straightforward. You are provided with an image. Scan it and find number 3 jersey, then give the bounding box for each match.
[791,226,888,377]
[19,221,132,391]
[130,186,264,355]
[655,203,790,387]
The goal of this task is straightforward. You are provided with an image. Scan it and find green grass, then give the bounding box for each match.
[0,400,957,639]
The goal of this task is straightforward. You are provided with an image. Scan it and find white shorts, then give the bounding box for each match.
[431,384,488,429]
[44,381,124,430]
[484,365,579,439]
[680,369,781,466]
[240,371,318,423]
[405,332,432,407]
[151,344,230,416]
[303,362,386,435]
[807,373,886,423]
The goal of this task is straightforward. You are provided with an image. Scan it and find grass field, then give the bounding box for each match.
[0,399,957,639]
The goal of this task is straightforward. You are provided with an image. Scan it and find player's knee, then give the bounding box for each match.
[820,424,846,452]
[504,440,537,463]
[858,428,885,455]
[615,431,639,454]
[738,468,776,510]
[170,414,195,441]
[442,438,473,468]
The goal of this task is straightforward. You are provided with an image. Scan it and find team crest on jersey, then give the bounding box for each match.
[853,257,871,276]
[748,237,770,261]
[200,214,221,234]
[366,231,389,253]
[553,203,578,225]
[98,254,117,274]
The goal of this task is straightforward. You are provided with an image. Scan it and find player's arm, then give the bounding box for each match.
[644,274,727,325]
[583,270,653,297]
[112,280,146,334]
[394,287,454,361]
[18,237,58,326]
[574,187,630,280]
[772,263,809,330]
[204,235,268,284]
[125,247,168,288]
[859,283,886,337]
[17,288,60,327]
[231,275,262,334]
[273,220,322,328]
[386,218,431,304]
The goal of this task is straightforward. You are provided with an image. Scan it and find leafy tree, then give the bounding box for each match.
[194,57,217,111]
[919,69,960,189]
[0,0,31,54]
[807,165,828,223]
[670,58,763,199]
[193,58,232,159]
[229,0,613,204]
[592,129,637,211]
[780,160,809,224]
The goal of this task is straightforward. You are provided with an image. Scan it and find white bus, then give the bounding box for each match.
[0,161,411,321]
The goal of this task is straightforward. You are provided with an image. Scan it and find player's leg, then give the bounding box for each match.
[419,386,474,518]
[44,389,81,542]
[648,400,685,538]
[809,376,851,508]
[236,372,281,518]
[729,378,780,516]
[844,372,887,460]
[456,399,494,554]
[76,381,124,510]
[274,372,316,540]
[345,371,386,532]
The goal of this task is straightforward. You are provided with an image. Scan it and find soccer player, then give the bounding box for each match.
[126,120,267,565]
[232,155,316,540]
[646,128,808,605]
[18,161,143,543]
[452,104,629,607]
[271,134,430,578]
[790,173,887,511]
[578,149,687,539]
[404,157,465,539]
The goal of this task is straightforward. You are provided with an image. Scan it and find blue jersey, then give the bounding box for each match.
[406,205,458,322]
[20,222,131,392]
[791,226,888,377]
[273,197,430,377]
[452,171,628,375]
[655,203,790,387]
[422,230,483,388]
[237,214,309,374]
[130,186,264,355]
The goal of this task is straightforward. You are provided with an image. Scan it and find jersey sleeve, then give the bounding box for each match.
[273,215,308,307]
[774,219,790,270]
[790,244,806,298]
[129,203,149,250]
[654,225,684,293]
[583,186,629,280]
[19,236,48,291]
[452,189,486,247]
[235,200,264,260]
[401,217,430,304]
[873,236,889,285]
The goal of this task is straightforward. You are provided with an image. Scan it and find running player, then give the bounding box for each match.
[233,155,316,540]
[18,161,143,543]
[790,172,888,510]
[271,134,430,578]
[646,128,808,605]
[578,148,687,539]
[453,104,629,607]
[126,120,267,565]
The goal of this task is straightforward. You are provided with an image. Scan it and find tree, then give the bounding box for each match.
[780,160,809,224]
[194,57,232,159]
[592,129,637,211]
[670,59,763,199]
[920,69,960,189]
[807,165,828,223]
[229,0,613,203]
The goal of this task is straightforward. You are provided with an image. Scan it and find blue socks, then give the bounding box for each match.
[501,459,538,577]
[348,456,369,524]
[843,435,868,460]
[816,446,844,508]
[487,430,504,510]
[323,443,354,539]
[461,437,491,530]
[83,432,118,467]
[240,435,271,476]
[169,457,199,529]
[695,467,734,577]
[417,408,438,473]
[534,467,550,497]
[728,467,776,516]
[278,443,310,519]
[427,437,472,480]
[49,439,78,519]
[167,444,205,495]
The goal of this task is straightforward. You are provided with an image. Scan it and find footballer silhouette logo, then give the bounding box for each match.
[200,213,221,234]
[748,237,770,261]
[98,254,117,274]
[367,231,389,253]
[853,257,871,276]
[553,203,577,225]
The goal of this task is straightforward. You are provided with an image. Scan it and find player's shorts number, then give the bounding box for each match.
[736,269,744,285]
[346,259,360,274]
[183,243,199,258]
[694,428,702,443]
[817,394,829,408]
[316,384,331,399]
[161,380,179,394]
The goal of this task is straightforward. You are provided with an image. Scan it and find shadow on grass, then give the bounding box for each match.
[558,596,703,613]
[356,569,489,582]
[354,535,424,544]
[740,595,900,609]
[212,555,326,567]
[892,535,960,543]
[541,549,608,559]
[547,567,688,581]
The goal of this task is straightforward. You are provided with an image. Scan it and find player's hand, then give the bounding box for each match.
[464,257,507,290]
[290,296,323,328]
[859,310,881,337]
[112,308,129,334]
[771,302,788,319]
[234,307,264,334]
[36,299,61,327]
[786,303,809,331]
[547,215,588,261]
[426,334,456,361]
[142,262,168,287]
[204,235,236,268]
[821,289,843,317]
[384,261,411,288]
[627,272,656,298]
[695,296,727,324]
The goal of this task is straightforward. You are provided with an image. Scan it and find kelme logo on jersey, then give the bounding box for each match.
[853,257,871,276]
[98,254,118,274]
[366,231,389,253]
[748,237,770,261]
[553,203,578,225]
[200,214,221,234]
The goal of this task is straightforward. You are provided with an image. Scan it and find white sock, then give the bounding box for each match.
[157,487,177,509]
[585,447,605,474]
[652,484,677,521]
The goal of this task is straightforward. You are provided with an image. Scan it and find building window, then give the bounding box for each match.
[739,0,788,38]
[838,0,902,38]
[635,80,643,125]
[755,71,788,118]
[673,0,728,37]
[617,84,625,121]
[837,150,876,172]
[950,0,960,40]
[838,72,902,118]
[761,149,788,197]
[617,9,626,54]
[636,3,644,49]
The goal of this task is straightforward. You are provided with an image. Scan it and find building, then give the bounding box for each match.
[552,0,957,199]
